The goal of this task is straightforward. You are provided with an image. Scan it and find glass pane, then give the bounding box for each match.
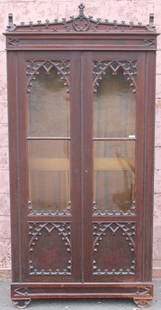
[28,67,70,137]
[93,141,135,215]
[93,68,136,137]
[28,140,70,215]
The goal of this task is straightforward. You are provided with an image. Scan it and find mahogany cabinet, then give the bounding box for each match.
[4,4,158,308]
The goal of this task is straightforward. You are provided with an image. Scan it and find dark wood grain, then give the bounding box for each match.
[5,4,157,307]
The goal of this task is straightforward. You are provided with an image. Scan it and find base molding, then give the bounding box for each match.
[11,282,153,299]
[11,282,154,308]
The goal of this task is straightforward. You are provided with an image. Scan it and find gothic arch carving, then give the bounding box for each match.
[92,222,136,275]
[93,60,137,93]
[26,60,70,93]
[28,222,72,276]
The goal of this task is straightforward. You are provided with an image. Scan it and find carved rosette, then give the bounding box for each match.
[93,60,137,93]
[26,60,70,93]
[92,222,136,275]
[28,222,72,275]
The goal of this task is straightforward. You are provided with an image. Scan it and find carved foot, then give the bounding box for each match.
[12,299,31,309]
[133,298,152,308]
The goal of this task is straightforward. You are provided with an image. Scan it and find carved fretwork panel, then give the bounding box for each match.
[92,222,136,276]
[92,201,136,217]
[28,222,72,276]
[93,60,137,93]
[26,60,70,93]
[27,201,72,217]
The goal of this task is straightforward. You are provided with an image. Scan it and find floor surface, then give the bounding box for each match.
[0,280,160,309]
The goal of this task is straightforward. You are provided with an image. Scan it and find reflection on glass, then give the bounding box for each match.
[93,141,135,213]
[28,140,70,214]
[28,67,70,137]
[93,68,136,137]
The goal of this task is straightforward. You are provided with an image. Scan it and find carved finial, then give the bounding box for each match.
[78,3,85,17]
[149,13,154,26]
[8,13,13,27]
[7,13,17,31]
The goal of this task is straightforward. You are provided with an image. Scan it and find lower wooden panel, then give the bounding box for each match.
[11,282,153,300]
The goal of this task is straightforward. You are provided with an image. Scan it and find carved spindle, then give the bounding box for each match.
[113,20,117,28]
[129,21,134,29]
[29,21,33,29]
[149,13,154,26]
[45,19,49,27]
[62,18,66,23]
[8,13,13,27]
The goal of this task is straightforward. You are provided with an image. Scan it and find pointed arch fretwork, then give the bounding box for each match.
[28,222,72,276]
[26,60,70,94]
[92,222,136,276]
[93,60,137,93]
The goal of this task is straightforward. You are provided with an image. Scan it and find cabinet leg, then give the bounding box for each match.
[133,298,152,308]
[12,299,31,309]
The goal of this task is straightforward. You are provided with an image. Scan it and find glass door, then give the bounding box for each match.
[19,50,145,283]
[82,51,145,282]
[19,51,82,282]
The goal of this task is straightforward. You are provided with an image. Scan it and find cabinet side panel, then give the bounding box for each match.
[7,51,22,281]
[143,51,156,281]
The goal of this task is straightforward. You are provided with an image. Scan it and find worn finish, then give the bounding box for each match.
[4,4,157,308]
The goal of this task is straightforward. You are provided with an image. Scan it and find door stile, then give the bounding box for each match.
[81,52,93,282]
[17,51,82,282]
[70,52,82,281]
[134,53,146,281]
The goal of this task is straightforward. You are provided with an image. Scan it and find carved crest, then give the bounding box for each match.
[6,3,155,33]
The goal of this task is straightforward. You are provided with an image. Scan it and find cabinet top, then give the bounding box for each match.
[5,3,157,34]
[4,3,158,51]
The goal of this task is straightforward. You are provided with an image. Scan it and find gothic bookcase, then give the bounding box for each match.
[4,4,158,308]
